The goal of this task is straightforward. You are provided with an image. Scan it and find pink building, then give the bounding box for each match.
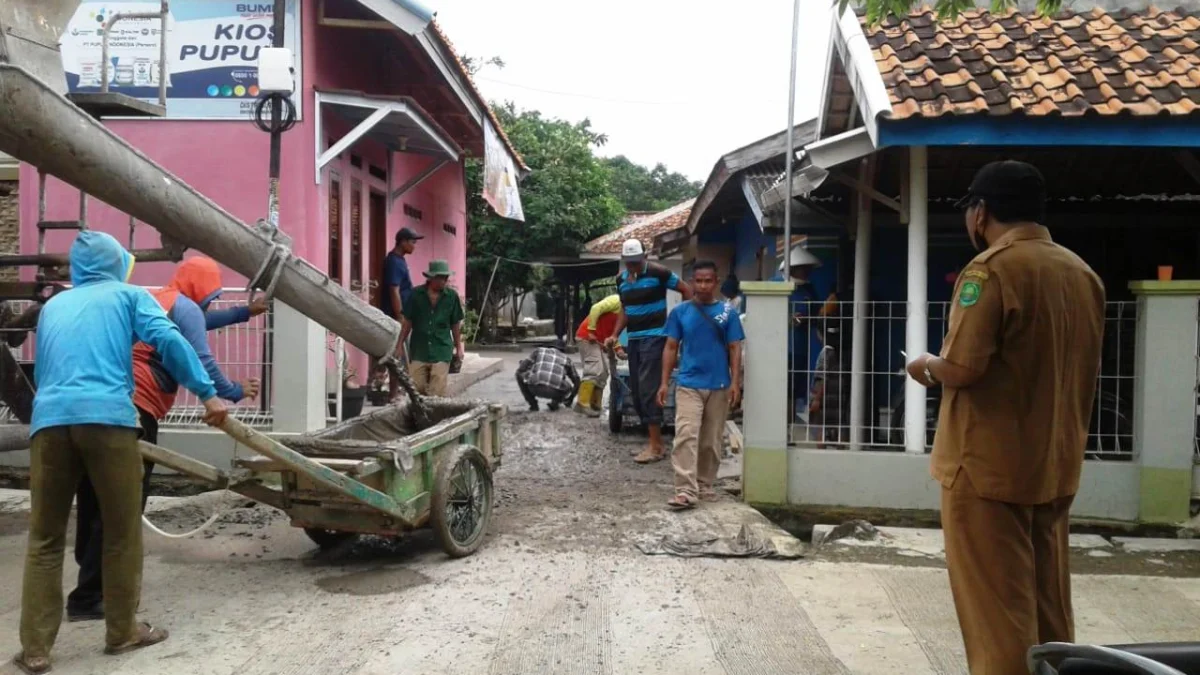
[16,0,525,415]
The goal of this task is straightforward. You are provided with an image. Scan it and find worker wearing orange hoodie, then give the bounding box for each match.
[66,257,264,622]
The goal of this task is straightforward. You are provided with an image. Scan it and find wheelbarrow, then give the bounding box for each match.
[1028,642,1200,674]
[605,347,677,434]
[142,392,506,558]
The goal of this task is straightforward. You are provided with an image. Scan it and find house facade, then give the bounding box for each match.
[3,0,525,465]
[701,4,1200,524]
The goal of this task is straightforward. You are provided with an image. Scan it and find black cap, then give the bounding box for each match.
[955,161,1046,210]
[395,227,424,244]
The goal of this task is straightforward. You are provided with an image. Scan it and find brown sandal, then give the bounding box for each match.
[667,494,696,511]
[12,653,51,675]
[634,449,666,464]
[104,623,169,656]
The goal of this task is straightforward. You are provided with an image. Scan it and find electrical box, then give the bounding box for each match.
[257,48,295,95]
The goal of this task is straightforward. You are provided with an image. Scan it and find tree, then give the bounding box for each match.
[466,103,624,340]
[846,0,1061,27]
[603,156,702,213]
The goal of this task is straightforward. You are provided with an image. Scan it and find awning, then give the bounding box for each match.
[350,0,435,35]
[759,127,875,214]
[313,90,462,198]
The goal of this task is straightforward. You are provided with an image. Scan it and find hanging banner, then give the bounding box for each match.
[482,119,525,222]
[60,0,302,119]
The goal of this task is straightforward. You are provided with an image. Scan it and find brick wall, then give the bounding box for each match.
[0,181,16,281]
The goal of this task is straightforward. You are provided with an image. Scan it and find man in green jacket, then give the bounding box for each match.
[400,259,465,397]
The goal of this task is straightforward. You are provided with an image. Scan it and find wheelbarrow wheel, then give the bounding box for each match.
[431,445,494,558]
[304,528,355,550]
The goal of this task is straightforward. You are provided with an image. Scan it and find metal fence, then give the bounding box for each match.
[787,299,1138,459]
[161,290,273,429]
[0,289,277,429]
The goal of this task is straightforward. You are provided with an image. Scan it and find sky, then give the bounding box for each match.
[436,0,835,182]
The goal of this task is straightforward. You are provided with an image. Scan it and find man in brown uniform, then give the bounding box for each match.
[906,161,1105,675]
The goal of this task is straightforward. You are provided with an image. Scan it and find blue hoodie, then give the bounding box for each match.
[31,232,217,435]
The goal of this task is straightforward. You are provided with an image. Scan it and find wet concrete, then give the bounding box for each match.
[0,351,1195,674]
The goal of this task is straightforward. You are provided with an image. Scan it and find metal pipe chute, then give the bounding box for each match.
[0,64,402,359]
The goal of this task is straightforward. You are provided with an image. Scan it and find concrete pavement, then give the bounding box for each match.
[0,352,1196,674]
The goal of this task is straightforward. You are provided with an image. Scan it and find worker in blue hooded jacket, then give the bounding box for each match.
[14,232,227,675]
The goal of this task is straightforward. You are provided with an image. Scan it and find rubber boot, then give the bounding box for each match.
[574,381,595,415]
[590,383,605,414]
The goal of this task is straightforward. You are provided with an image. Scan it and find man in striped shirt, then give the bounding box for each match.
[606,239,692,463]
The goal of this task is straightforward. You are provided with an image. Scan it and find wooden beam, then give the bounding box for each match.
[1175,150,1200,187]
[140,441,229,487]
[828,171,902,214]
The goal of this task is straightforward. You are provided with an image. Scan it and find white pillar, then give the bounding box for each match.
[740,281,795,504]
[271,302,327,433]
[904,146,928,454]
[849,183,872,451]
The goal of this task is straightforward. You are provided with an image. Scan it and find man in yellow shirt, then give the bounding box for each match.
[573,294,621,416]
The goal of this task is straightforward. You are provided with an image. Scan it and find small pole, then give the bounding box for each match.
[266,0,286,229]
[782,0,802,267]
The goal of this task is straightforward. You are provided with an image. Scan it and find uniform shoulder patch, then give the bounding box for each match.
[959,281,982,307]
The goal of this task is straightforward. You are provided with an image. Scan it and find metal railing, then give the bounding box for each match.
[787,300,1138,459]
[0,289,275,429]
[100,2,170,108]
[161,290,273,429]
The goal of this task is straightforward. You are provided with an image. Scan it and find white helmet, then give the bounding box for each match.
[621,239,647,262]
[778,245,821,272]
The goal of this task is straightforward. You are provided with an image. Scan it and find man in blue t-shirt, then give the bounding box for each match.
[380,227,423,397]
[659,260,744,510]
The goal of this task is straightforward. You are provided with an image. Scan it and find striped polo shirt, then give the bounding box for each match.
[617,263,681,340]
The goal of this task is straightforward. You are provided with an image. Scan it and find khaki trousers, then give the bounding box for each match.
[22,425,145,656]
[410,361,450,397]
[942,470,1075,675]
[577,340,608,385]
[671,387,729,499]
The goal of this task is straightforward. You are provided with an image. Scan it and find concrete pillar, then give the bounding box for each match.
[904,146,928,454]
[271,302,327,433]
[1130,281,1198,523]
[849,177,873,451]
[741,280,794,504]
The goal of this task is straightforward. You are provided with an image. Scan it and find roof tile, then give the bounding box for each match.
[584,200,695,256]
[866,6,1200,119]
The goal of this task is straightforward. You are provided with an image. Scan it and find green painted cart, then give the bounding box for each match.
[143,397,506,558]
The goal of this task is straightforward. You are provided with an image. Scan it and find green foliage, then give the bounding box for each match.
[843,0,1062,26]
[603,156,702,213]
[466,102,624,338]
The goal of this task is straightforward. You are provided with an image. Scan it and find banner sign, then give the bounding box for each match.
[482,119,525,222]
[61,1,302,119]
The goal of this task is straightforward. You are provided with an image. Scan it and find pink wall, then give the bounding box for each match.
[17,0,472,389]
[17,0,470,308]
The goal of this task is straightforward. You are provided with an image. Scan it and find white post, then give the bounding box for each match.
[849,185,872,451]
[904,146,928,454]
[271,302,327,432]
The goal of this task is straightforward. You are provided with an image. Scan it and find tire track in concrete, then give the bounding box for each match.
[873,567,968,675]
[693,561,849,675]
[1074,575,1200,643]
[487,562,613,675]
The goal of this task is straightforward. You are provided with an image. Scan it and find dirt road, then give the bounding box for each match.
[0,351,1197,674]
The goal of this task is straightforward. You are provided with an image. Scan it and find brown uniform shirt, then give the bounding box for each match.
[930,225,1106,505]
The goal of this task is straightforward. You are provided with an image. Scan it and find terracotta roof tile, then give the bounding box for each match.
[584,200,695,256]
[865,6,1200,118]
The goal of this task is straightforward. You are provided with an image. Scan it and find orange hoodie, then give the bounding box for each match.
[132,257,225,419]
